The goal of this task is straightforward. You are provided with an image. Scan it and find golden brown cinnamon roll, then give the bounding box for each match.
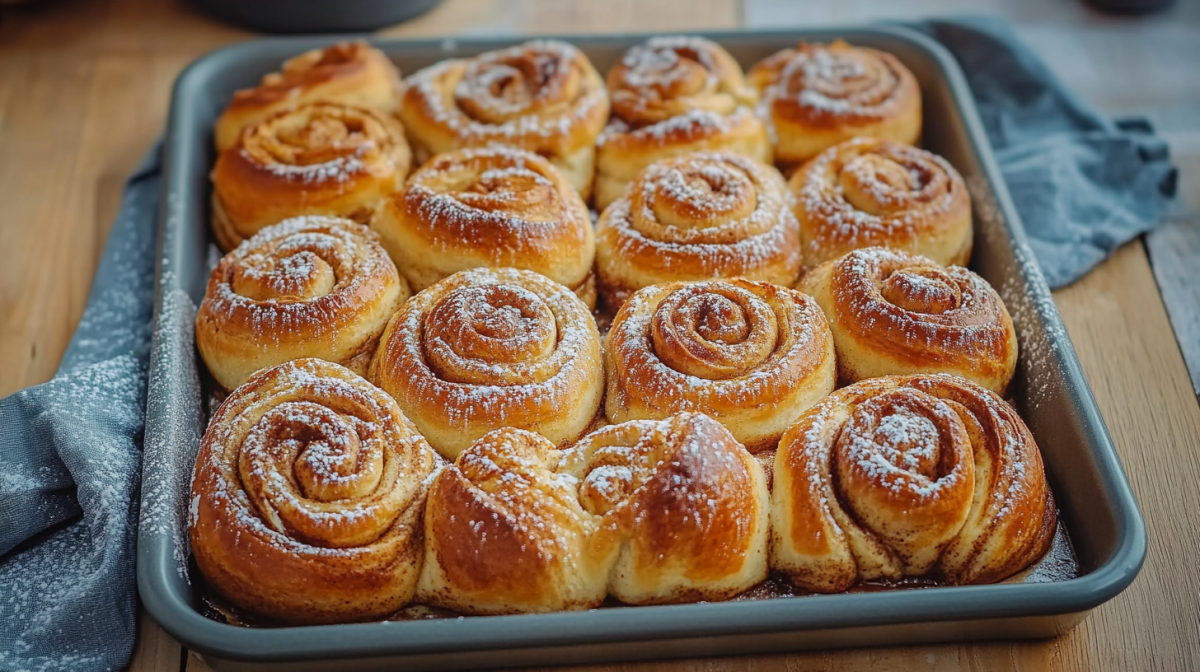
[214,41,403,153]
[189,359,438,624]
[370,267,604,460]
[560,413,770,605]
[211,102,411,251]
[594,36,771,210]
[594,152,802,310]
[748,40,921,169]
[370,147,596,308]
[417,428,608,615]
[791,137,972,269]
[605,279,836,452]
[196,216,408,391]
[772,374,1057,593]
[800,247,1017,394]
[398,40,609,198]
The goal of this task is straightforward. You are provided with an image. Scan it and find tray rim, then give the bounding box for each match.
[139,22,1147,664]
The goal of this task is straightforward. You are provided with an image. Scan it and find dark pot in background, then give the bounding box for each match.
[1084,0,1178,15]
[193,0,443,33]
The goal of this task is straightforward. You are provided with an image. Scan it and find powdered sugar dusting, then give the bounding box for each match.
[756,42,910,127]
[599,107,757,147]
[402,40,607,155]
[782,374,1056,588]
[825,247,1015,379]
[141,288,202,580]
[605,35,755,135]
[193,358,436,558]
[396,147,592,278]
[557,413,762,580]
[607,279,832,446]
[232,103,405,187]
[597,152,801,293]
[375,267,602,455]
[795,138,967,262]
[199,216,398,349]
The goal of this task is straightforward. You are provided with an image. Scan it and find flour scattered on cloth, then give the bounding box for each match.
[0,145,160,672]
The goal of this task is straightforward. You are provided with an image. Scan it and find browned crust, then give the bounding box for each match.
[397,40,609,161]
[748,41,921,131]
[189,359,436,624]
[210,103,410,250]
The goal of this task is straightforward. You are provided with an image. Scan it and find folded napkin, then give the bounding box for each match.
[0,17,1177,672]
[0,147,159,672]
[909,17,1178,288]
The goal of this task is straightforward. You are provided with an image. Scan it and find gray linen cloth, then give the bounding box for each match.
[0,147,159,672]
[911,17,1177,287]
[0,17,1178,672]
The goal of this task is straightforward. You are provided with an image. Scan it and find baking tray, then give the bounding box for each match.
[138,25,1147,671]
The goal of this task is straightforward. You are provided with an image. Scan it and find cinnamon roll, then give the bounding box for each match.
[791,137,972,269]
[748,40,921,169]
[417,428,608,615]
[560,413,769,605]
[595,152,802,310]
[196,216,408,391]
[398,40,609,198]
[189,358,438,624]
[370,147,596,308]
[772,374,1057,593]
[370,267,604,459]
[594,36,771,211]
[214,41,402,153]
[800,247,1017,394]
[605,278,836,452]
[211,102,411,251]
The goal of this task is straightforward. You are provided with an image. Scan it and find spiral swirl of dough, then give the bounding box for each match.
[771,374,1057,593]
[189,359,438,624]
[790,137,972,269]
[595,36,771,210]
[196,216,408,391]
[370,147,595,307]
[214,41,402,153]
[211,102,411,251]
[605,278,835,451]
[800,247,1017,393]
[748,40,921,168]
[595,152,801,310]
[398,40,609,197]
[371,267,603,459]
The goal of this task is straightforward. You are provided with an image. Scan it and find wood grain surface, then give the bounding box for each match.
[1,0,1197,670]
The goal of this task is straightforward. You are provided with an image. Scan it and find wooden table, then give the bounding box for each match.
[2,0,1198,670]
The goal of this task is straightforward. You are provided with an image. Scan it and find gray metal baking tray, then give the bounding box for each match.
[138,25,1147,671]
